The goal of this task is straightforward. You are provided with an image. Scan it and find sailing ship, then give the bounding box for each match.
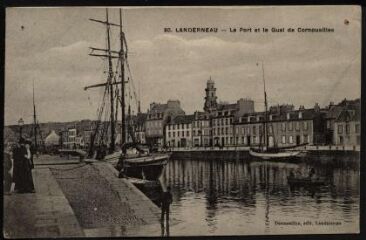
[249,62,305,160]
[84,9,170,180]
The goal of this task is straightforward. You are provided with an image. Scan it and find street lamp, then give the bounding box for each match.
[18,118,24,138]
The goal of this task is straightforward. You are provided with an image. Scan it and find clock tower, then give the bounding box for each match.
[203,76,218,113]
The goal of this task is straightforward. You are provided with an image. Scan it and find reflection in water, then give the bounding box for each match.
[156,155,359,236]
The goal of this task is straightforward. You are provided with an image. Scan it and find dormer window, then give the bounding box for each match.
[299,112,303,119]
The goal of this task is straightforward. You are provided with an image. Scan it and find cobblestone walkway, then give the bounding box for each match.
[3,168,84,238]
[51,162,162,237]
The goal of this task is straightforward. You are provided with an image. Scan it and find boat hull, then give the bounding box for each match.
[249,149,302,160]
[120,153,170,180]
[287,177,328,187]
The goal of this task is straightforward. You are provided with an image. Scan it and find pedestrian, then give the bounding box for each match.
[12,141,21,192]
[160,186,173,222]
[14,138,35,193]
[3,145,13,194]
[308,168,316,179]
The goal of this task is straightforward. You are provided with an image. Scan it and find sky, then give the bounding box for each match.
[5,6,361,125]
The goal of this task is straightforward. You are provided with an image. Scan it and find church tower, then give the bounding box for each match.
[204,76,218,112]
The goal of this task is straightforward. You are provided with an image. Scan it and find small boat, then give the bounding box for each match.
[249,148,302,160]
[287,176,328,186]
[248,62,307,161]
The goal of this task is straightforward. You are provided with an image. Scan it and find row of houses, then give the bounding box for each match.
[151,80,361,148]
[5,79,360,150]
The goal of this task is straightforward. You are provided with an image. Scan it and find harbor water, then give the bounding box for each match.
[142,153,360,236]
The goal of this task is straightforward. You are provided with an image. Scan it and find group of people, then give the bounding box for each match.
[3,137,35,194]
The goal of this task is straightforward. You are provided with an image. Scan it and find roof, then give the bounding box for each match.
[150,103,168,112]
[217,103,237,111]
[135,113,147,125]
[170,115,195,125]
[234,108,321,124]
[336,109,360,122]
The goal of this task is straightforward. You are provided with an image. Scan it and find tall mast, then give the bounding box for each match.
[261,62,268,149]
[106,9,115,152]
[33,79,38,152]
[119,9,126,146]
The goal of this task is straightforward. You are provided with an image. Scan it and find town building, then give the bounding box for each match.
[192,111,211,147]
[145,100,185,147]
[134,113,147,144]
[44,130,60,146]
[203,78,255,146]
[333,106,360,146]
[233,103,327,147]
[165,114,194,148]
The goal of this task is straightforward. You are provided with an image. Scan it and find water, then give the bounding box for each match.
[150,154,360,236]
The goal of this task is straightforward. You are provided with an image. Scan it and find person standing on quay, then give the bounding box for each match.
[13,138,35,193]
[3,145,13,194]
[161,186,173,222]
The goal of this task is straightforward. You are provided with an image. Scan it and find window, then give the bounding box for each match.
[242,127,245,135]
[173,125,175,130]
[338,125,343,134]
[289,136,293,144]
[253,126,257,135]
[221,119,224,125]
[288,122,293,131]
[346,124,350,134]
[303,122,308,131]
[282,122,286,131]
[268,125,273,134]
[173,132,175,137]
[168,132,171,138]
[182,131,184,137]
[177,131,180,137]
[282,135,286,144]
[187,131,190,137]
[242,137,245,144]
[226,127,229,135]
[339,136,344,144]
[355,124,360,133]
[303,134,308,143]
[225,119,228,125]
[295,122,300,131]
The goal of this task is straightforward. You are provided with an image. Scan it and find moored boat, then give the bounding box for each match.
[248,62,307,161]
[84,9,170,180]
[249,148,302,160]
[287,176,328,186]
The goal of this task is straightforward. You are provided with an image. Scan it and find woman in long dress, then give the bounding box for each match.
[14,138,35,193]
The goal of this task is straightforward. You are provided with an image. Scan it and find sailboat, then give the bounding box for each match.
[249,62,304,160]
[84,9,170,180]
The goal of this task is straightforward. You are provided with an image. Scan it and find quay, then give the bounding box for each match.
[4,155,163,238]
[168,145,360,161]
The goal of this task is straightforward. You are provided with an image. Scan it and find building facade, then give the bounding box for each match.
[334,109,360,146]
[165,115,194,148]
[145,100,185,147]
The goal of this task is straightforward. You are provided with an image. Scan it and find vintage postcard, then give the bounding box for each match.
[3,6,361,237]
